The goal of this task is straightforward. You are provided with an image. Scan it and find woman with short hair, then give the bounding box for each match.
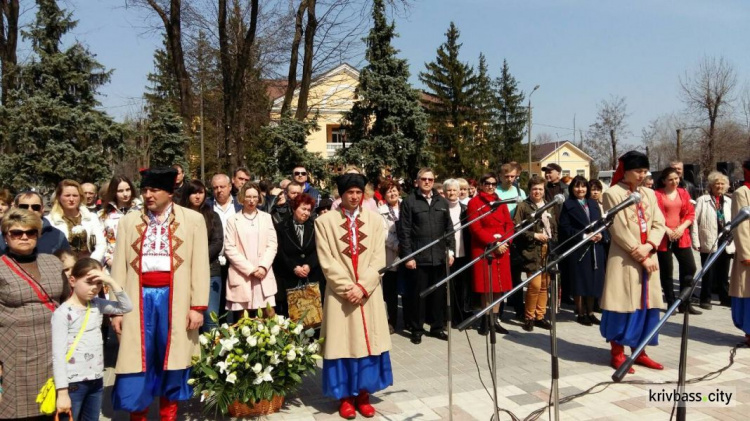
[691,171,734,309]
[47,179,106,262]
[0,189,11,221]
[224,182,278,319]
[0,209,69,418]
[442,178,473,326]
[377,180,403,333]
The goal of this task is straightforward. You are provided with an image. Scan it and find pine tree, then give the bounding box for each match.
[495,59,527,164]
[0,0,123,192]
[468,53,498,172]
[419,22,475,178]
[259,116,325,180]
[143,41,191,171]
[339,0,430,184]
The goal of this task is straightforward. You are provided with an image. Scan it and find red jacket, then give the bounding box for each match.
[655,187,695,251]
[467,191,514,293]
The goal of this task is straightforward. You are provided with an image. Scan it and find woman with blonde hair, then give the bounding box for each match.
[47,179,106,262]
[692,171,734,308]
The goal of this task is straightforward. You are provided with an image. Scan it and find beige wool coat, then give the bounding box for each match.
[600,183,667,312]
[111,205,210,374]
[315,207,391,360]
[729,186,750,298]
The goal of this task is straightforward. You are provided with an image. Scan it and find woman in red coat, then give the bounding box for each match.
[467,172,514,335]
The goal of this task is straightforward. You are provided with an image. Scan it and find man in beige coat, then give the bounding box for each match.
[599,151,667,375]
[730,160,750,345]
[110,168,209,421]
[315,172,392,419]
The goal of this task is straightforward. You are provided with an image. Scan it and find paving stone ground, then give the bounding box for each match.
[100,254,750,420]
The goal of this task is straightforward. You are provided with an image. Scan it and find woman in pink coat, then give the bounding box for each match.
[467,172,514,335]
[224,182,278,319]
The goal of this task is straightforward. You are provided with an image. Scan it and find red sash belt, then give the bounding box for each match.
[142,271,171,287]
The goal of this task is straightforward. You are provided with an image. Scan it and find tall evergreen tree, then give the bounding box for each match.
[0,0,123,192]
[143,41,190,171]
[340,0,430,184]
[495,59,527,164]
[419,22,475,177]
[468,53,498,172]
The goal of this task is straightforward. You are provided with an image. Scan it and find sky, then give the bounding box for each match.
[31,0,750,148]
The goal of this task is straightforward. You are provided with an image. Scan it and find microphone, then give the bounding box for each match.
[530,194,564,219]
[603,192,641,219]
[489,196,524,209]
[719,206,750,240]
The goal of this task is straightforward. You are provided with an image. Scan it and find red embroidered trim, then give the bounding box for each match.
[137,225,148,372]
[344,213,372,356]
[2,256,56,312]
[355,283,369,298]
[190,306,208,311]
[164,223,175,370]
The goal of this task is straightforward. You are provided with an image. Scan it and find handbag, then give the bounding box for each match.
[36,303,91,415]
[286,280,323,328]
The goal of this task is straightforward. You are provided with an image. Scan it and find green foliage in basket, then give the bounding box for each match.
[189,308,323,415]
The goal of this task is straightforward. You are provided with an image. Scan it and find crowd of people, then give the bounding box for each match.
[0,155,748,420]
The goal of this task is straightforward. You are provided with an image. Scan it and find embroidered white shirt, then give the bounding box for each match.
[141,204,173,272]
[342,207,361,251]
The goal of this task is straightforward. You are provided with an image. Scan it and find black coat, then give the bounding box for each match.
[558,198,608,297]
[272,216,323,290]
[398,189,455,266]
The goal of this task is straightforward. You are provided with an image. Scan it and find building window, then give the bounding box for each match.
[562,151,570,157]
[326,125,346,158]
[576,169,585,177]
[562,170,570,177]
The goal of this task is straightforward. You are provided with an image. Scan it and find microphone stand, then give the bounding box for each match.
[378,202,502,421]
[455,220,612,421]
[612,232,734,421]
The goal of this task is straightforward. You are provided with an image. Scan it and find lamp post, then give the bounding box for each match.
[527,85,540,176]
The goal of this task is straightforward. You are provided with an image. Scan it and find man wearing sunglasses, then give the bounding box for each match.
[399,167,456,345]
[0,191,70,256]
[292,165,321,208]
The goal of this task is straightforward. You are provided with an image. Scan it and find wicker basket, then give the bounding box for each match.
[228,395,285,418]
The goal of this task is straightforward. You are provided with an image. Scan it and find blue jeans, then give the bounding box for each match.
[202,275,222,332]
[65,378,103,421]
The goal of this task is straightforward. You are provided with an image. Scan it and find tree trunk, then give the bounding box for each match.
[281,0,306,116]
[294,0,317,121]
[0,0,19,107]
[218,0,259,171]
[609,129,617,169]
[146,0,193,122]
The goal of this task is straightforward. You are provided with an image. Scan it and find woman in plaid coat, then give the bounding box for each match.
[0,209,69,419]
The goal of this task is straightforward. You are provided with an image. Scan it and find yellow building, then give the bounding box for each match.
[520,141,593,179]
[269,63,359,159]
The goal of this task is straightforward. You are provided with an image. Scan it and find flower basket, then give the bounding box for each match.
[228,395,285,417]
[190,307,323,416]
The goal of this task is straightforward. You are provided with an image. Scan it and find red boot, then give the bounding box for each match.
[159,398,178,421]
[632,348,664,370]
[339,397,356,419]
[355,391,376,418]
[130,409,148,421]
[610,342,634,374]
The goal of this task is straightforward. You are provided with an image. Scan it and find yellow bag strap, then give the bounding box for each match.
[65,303,91,362]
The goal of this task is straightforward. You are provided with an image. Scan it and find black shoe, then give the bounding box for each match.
[576,314,592,326]
[522,319,534,332]
[687,305,703,315]
[428,330,449,341]
[410,332,422,344]
[587,313,600,325]
[534,319,552,330]
[699,302,712,310]
[494,321,509,334]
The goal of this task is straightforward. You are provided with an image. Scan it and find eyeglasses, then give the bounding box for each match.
[483,182,497,187]
[420,177,435,182]
[294,171,307,176]
[18,204,43,212]
[6,229,39,239]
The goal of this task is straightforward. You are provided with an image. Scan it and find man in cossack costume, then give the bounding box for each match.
[315,173,393,419]
[110,168,209,420]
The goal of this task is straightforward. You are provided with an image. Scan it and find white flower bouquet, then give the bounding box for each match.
[190,308,323,416]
